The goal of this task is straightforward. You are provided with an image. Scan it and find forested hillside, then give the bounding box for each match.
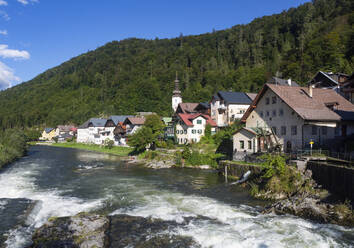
[0,0,353,128]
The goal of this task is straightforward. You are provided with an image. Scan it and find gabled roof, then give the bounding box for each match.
[57,125,77,132]
[124,116,145,125]
[245,93,257,101]
[267,77,300,87]
[177,103,199,114]
[44,128,55,133]
[197,102,210,109]
[213,91,253,105]
[178,113,217,127]
[79,118,107,128]
[242,84,354,122]
[233,127,257,136]
[108,115,134,126]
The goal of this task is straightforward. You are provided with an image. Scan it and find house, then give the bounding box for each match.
[175,113,216,144]
[310,71,349,89]
[113,122,128,145]
[77,118,108,145]
[123,116,145,135]
[235,83,354,157]
[342,73,354,104]
[162,117,174,140]
[40,128,57,141]
[210,91,254,127]
[57,133,74,142]
[55,125,77,136]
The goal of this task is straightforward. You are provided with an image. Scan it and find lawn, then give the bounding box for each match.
[52,142,133,156]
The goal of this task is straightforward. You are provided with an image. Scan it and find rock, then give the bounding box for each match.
[31,213,200,248]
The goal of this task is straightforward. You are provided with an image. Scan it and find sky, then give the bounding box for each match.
[0,0,310,90]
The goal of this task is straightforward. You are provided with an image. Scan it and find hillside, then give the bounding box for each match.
[0,0,353,128]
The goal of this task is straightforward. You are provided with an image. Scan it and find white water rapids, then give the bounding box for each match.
[0,146,353,248]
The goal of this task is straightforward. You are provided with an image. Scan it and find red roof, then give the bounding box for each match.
[178,113,217,127]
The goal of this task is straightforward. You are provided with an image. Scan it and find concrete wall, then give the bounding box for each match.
[218,160,262,179]
[307,161,354,201]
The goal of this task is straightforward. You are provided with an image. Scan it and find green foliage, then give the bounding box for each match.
[0,129,27,168]
[24,129,41,142]
[104,138,114,149]
[181,146,192,160]
[52,142,133,156]
[0,0,353,129]
[260,154,286,178]
[127,114,165,153]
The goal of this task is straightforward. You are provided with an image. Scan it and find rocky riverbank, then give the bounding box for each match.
[30,213,200,248]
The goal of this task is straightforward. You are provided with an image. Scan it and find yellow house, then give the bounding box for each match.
[40,128,57,141]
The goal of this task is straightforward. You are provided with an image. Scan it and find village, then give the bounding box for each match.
[39,70,354,161]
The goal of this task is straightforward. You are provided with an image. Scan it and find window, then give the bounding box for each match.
[291,126,297,136]
[248,140,252,150]
[272,96,277,104]
[184,138,187,143]
[176,130,179,134]
[260,111,263,117]
[192,130,196,134]
[198,130,202,134]
[184,130,187,134]
[240,140,244,149]
[322,126,327,135]
[312,126,317,135]
[266,97,270,105]
[266,111,269,117]
[197,120,202,124]
[272,127,277,135]
[281,126,286,135]
[279,109,284,116]
[272,110,277,117]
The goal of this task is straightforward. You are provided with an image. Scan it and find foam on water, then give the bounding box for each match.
[111,187,354,248]
[0,161,103,247]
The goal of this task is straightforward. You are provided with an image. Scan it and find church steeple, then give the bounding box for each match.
[172,72,182,112]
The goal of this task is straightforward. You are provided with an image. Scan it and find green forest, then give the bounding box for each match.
[0,0,353,129]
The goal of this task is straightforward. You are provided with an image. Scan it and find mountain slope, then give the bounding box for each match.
[0,0,353,128]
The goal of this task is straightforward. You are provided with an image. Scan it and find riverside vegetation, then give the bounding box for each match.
[0,0,353,129]
[0,129,28,169]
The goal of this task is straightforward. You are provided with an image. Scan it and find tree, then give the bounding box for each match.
[127,114,165,152]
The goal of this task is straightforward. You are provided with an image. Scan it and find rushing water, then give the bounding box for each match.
[0,146,353,247]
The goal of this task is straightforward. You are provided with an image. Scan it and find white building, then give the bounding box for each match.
[211,91,255,128]
[172,75,182,113]
[175,113,217,144]
[233,83,354,157]
[77,118,108,145]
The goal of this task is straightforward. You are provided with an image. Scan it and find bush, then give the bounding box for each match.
[104,139,114,149]
[181,146,192,160]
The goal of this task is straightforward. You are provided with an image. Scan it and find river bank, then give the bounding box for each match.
[1,145,353,247]
[0,129,27,171]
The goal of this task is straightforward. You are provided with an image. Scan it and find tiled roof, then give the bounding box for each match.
[44,128,54,133]
[178,113,217,127]
[216,91,253,104]
[125,116,145,125]
[178,103,199,113]
[242,84,354,122]
[108,115,134,125]
[246,93,257,101]
[78,118,107,128]
[267,77,300,87]
[57,125,76,132]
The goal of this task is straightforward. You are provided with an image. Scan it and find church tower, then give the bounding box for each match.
[172,73,182,112]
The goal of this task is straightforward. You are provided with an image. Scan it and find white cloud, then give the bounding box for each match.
[0,30,7,36]
[0,0,7,6]
[0,61,20,90]
[17,0,38,5]
[0,44,30,60]
[0,10,10,21]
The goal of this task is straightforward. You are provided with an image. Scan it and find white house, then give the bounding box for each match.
[233,83,354,157]
[211,91,255,128]
[77,118,108,145]
[123,116,146,135]
[175,113,217,144]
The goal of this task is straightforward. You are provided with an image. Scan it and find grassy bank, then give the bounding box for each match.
[0,129,27,169]
[52,142,133,157]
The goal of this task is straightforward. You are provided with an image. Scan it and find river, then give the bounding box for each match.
[0,145,353,247]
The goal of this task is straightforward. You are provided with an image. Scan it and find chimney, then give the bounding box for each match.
[287,78,291,86]
[309,84,313,98]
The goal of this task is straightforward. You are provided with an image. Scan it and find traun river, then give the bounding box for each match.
[0,146,353,247]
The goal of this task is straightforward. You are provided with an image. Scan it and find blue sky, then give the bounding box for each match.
[0,0,310,90]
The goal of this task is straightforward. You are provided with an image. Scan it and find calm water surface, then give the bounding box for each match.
[0,146,353,247]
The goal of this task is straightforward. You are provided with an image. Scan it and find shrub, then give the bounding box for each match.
[181,146,192,160]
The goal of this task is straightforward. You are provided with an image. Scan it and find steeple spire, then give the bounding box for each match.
[173,71,181,95]
[172,72,182,112]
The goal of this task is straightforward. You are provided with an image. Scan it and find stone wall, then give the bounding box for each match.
[307,161,354,201]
